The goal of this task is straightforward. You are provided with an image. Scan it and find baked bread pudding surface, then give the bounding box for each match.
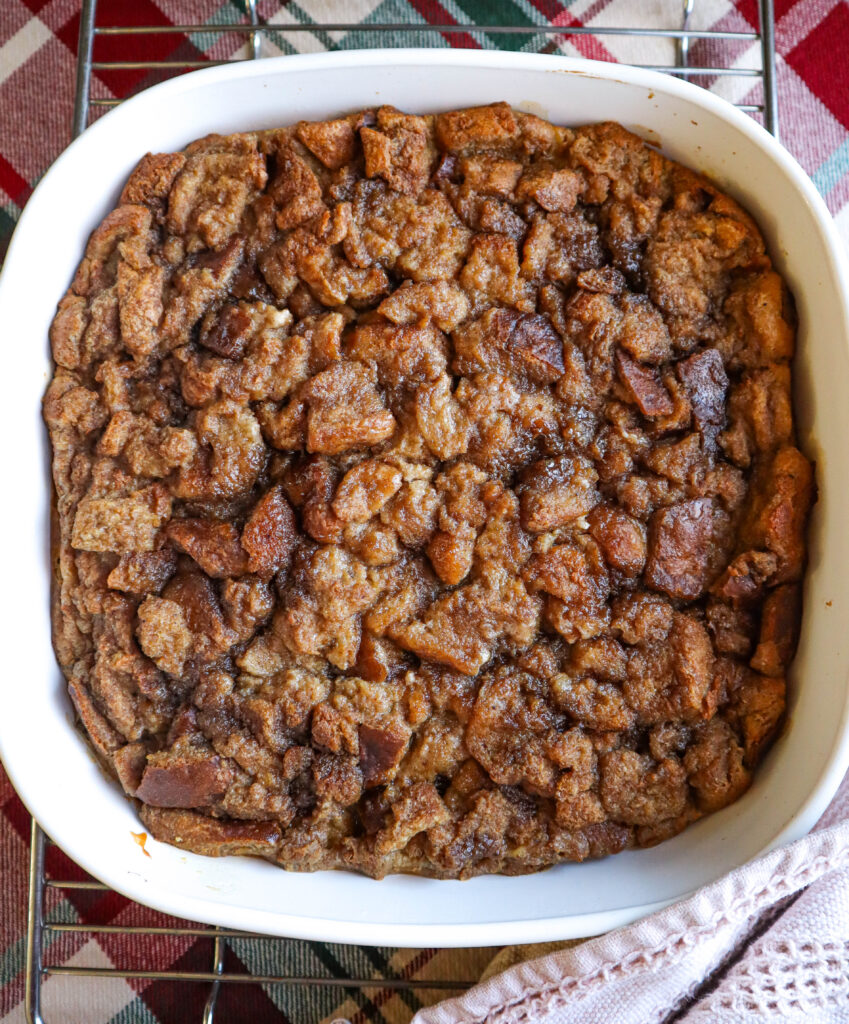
[44,103,813,878]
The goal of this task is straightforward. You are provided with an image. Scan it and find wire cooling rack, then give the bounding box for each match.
[25,2,780,1022]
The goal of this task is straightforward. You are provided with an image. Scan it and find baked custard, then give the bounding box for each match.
[45,104,813,877]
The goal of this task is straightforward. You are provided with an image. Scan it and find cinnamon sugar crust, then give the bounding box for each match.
[44,104,813,878]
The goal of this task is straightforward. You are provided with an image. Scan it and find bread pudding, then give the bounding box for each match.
[44,103,813,877]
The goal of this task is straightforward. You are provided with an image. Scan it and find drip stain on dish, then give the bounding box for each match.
[131,831,151,858]
[628,124,662,147]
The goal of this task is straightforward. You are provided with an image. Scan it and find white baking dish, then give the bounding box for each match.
[1,50,848,947]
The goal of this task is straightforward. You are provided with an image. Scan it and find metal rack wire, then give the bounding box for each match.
[25,2,780,1021]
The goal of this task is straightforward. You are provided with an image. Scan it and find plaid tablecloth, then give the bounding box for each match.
[1,2,848,1022]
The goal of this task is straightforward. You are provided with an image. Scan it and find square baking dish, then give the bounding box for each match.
[1,49,848,946]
